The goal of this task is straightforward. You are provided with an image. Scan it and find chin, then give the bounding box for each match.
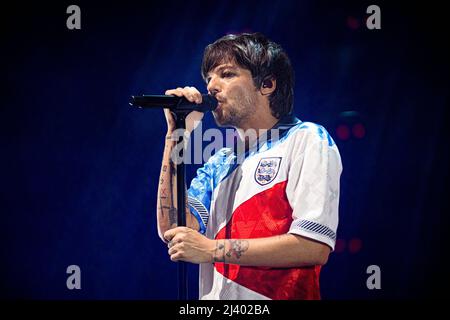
[213,116,228,128]
[212,113,232,128]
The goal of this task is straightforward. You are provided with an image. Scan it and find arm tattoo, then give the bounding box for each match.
[158,144,179,227]
[213,240,226,263]
[158,197,164,218]
[225,240,249,260]
[170,161,176,176]
[168,160,177,226]
[159,155,177,224]
[214,240,249,263]
[168,207,177,227]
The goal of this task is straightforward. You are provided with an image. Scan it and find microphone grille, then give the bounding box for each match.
[201,94,218,111]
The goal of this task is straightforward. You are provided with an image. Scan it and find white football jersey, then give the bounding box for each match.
[188,115,342,300]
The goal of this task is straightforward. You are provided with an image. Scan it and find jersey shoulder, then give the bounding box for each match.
[287,121,337,147]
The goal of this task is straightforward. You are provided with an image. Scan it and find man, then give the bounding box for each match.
[156,33,342,300]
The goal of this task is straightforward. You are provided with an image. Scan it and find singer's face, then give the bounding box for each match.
[206,61,258,128]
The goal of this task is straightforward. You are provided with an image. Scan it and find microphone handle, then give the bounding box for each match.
[130,94,216,113]
[131,95,179,107]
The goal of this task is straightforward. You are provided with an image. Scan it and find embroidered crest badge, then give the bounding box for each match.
[254,157,282,186]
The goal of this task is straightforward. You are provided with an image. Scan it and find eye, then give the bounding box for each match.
[222,71,235,78]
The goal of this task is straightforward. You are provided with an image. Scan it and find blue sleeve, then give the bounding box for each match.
[188,164,213,235]
[188,148,234,234]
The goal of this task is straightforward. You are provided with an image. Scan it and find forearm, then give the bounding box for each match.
[212,234,330,267]
[156,136,178,240]
[156,135,199,241]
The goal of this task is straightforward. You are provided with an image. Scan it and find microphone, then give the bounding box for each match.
[129,94,218,113]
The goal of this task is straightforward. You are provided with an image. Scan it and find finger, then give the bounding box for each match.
[163,226,189,242]
[185,86,202,104]
[167,237,182,249]
[168,245,177,255]
[168,242,184,255]
[165,87,184,97]
[190,87,202,104]
[167,87,192,101]
[163,228,177,242]
[170,234,184,246]
[170,252,184,262]
[172,226,191,234]
[181,86,198,103]
[166,87,201,103]
[183,86,202,103]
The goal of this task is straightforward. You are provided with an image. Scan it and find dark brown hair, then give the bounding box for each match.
[201,32,295,118]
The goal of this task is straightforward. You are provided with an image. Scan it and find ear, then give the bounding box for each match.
[260,78,276,96]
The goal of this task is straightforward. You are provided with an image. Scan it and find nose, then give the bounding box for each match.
[207,75,221,97]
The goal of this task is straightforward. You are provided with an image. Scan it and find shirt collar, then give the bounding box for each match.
[272,113,301,129]
[243,114,301,154]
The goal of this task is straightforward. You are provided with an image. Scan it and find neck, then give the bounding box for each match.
[235,110,279,149]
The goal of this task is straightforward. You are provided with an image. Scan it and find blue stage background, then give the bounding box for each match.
[2,0,448,299]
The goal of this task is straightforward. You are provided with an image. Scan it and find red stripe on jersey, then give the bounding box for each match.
[214,180,321,300]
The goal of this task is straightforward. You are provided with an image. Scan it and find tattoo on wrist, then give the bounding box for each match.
[225,240,249,260]
[214,240,249,263]
[213,240,226,263]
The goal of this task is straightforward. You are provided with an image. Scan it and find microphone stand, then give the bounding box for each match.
[173,109,189,300]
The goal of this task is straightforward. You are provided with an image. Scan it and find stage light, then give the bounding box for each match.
[347,16,360,30]
[348,238,362,254]
[336,110,366,141]
[334,238,346,253]
[336,124,350,141]
[352,123,366,139]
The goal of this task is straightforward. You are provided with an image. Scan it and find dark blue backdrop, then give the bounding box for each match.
[2,0,449,299]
